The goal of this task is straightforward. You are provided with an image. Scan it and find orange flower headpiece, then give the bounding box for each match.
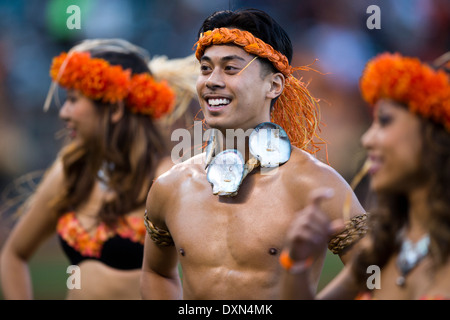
[194,28,322,153]
[49,51,176,119]
[360,52,450,131]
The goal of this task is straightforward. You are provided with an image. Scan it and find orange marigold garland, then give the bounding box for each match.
[194,28,322,153]
[360,52,450,131]
[50,51,175,119]
[127,73,175,118]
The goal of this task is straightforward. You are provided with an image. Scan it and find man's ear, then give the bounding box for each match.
[266,72,285,99]
[110,101,125,123]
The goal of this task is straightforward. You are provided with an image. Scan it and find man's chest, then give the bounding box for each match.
[166,182,303,266]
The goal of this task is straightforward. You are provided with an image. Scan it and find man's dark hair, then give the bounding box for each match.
[197,8,293,73]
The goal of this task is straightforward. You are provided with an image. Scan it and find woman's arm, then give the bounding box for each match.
[0,159,64,299]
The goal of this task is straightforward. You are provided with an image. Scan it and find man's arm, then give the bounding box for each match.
[280,188,362,300]
[322,178,368,265]
[309,161,368,264]
[140,176,182,300]
[140,234,182,299]
[280,155,368,299]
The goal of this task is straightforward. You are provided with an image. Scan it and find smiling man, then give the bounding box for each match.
[140,8,367,300]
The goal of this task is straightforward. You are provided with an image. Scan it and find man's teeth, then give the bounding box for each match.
[208,98,230,106]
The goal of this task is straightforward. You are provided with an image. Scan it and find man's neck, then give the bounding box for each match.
[222,133,251,163]
[215,118,272,162]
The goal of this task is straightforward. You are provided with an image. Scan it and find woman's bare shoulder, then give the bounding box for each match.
[422,262,450,299]
[32,157,65,200]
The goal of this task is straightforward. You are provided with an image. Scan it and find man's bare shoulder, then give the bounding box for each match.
[153,152,206,187]
[146,153,207,220]
[287,147,347,187]
[287,147,366,222]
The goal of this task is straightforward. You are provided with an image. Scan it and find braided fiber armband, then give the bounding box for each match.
[144,210,174,247]
[328,213,368,255]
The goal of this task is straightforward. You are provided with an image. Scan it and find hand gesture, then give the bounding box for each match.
[284,188,345,263]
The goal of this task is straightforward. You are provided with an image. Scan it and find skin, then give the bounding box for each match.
[281,99,450,300]
[0,90,172,299]
[140,44,365,300]
[60,90,106,143]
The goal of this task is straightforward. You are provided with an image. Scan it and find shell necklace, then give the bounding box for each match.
[396,232,430,286]
[205,122,291,197]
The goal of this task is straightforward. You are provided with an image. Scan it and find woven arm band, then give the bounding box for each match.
[328,213,368,255]
[143,210,174,247]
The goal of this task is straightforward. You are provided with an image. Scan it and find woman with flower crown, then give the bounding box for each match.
[0,39,198,299]
[280,52,450,300]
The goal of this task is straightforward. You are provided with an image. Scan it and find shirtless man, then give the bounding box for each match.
[140,8,367,300]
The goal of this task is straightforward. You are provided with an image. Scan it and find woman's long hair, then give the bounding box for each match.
[351,117,450,286]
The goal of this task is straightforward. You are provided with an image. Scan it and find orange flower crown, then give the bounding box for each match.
[360,52,450,131]
[50,51,176,119]
[194,28,322,153]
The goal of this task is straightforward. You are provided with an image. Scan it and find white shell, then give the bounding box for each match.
[204,129,220,169]
[249,122,291,167]
[206,150,245,196]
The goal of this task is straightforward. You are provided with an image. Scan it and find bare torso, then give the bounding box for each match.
[153,148,362,299]
[61,183,145,300]
[65,260,142,299]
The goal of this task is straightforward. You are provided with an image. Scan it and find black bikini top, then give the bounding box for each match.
[57,212,146,270]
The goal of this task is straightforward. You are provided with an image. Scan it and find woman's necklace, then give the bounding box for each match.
[205,122,291,197]
[396,232,430,286]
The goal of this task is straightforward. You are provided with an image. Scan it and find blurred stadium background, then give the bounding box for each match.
[0,0,449,299]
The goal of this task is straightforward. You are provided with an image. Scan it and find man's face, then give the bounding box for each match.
[196,44,275,133]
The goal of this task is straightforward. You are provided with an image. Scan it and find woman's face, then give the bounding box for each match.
[59,89,100,144]
[361,99,425,193]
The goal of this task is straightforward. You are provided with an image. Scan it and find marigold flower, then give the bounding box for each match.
[50,51,176,119]
[56,212,146,257]
[360,52,450,131]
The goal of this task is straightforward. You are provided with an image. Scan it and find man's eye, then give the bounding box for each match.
[200,65,211,73]
[224,65,239,72]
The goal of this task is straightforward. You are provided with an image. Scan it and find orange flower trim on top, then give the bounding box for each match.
[360,52,450,131]
[56,212,146,257]
[50,51,176,119]
[194,28,323,153]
